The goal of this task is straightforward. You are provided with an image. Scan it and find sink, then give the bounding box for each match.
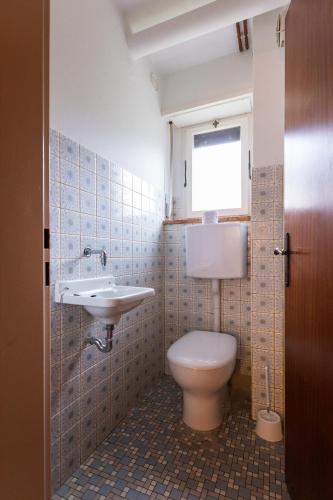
[55,276,155,325]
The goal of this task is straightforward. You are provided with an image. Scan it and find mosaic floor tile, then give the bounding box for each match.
[53,376,290,500]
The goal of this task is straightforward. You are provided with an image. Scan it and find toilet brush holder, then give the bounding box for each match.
[256,409,283,442]
[255,365,283,442]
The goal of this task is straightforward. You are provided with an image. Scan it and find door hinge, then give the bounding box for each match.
[184,160,187,187]
[248,150,252,180]
[45,261,50,286]
[44,228,50,249]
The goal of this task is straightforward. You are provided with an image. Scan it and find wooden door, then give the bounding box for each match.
[0,1,50,499]
[285,1,333,499]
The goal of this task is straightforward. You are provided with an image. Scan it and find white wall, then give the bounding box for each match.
[252,9,285,167]
[161,52,253,115]
[50,0,167,188]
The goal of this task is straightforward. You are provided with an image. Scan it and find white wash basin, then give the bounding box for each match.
[55,276,155,325]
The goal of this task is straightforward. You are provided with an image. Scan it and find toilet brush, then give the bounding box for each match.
[255,365,283,442]
[265,365,271,413]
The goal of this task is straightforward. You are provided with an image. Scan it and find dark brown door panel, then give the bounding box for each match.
[285,1,333,499]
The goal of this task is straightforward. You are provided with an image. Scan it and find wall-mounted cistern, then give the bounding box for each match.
[84,247,107,267]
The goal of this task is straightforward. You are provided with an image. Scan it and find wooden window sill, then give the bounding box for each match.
[163,215,251,225]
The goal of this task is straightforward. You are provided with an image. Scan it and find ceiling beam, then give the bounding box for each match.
[127,0,290,59]
[124,0,216,34]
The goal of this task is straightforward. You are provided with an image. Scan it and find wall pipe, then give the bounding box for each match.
[212,279,221,332]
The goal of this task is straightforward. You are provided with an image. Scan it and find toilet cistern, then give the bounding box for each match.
[185,222,248,280]
[186,221,248,332]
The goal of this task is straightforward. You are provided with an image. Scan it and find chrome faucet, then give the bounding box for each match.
[83,247,107,267]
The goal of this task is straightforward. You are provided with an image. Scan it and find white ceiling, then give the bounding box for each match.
[116,0,253,76]
[146,24,250,76]
[116,0,288,77]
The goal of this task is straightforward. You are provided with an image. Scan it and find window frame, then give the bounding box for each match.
[185,115,250,217]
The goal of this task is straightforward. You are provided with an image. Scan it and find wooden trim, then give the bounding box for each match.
[0,1,50,498]
[243,20,249,50]
[42,0,51,497]
[236,22,243,52]
[163,215,251,225]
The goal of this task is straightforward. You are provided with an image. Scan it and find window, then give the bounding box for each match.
[185,116,250,216]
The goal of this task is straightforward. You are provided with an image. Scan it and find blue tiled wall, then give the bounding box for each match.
[49,130,165,490]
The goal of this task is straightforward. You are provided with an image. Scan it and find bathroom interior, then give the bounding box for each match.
[2,1,333,499]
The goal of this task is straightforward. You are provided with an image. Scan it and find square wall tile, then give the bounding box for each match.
[79,145,96,171]
[80,168,96,194]
[60,134,79,164]
[60,210,80,235]
[96,155,110,178]
[60,159,79,187]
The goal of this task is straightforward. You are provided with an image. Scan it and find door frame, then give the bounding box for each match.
[0,1,50,498]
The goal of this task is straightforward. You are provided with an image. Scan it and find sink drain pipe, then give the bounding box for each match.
[85,324,114,353]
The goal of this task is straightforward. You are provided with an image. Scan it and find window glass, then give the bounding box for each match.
[192,126,242,212]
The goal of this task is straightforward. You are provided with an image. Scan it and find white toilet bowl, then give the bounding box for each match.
[167,330,237,431]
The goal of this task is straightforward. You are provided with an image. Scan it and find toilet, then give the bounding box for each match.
[169,221,247,431]
[167,330,237,431]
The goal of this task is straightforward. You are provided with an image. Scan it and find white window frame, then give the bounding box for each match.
[185,115,250,217]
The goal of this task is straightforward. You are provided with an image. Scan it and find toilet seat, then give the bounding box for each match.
[167,330,237,370]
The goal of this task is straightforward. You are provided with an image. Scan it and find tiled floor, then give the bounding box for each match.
[53,376,290,500]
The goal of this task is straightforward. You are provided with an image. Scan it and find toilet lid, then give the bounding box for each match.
[167,330,237,370]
